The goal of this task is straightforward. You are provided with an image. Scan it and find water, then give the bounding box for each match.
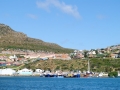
[0,77,120,90]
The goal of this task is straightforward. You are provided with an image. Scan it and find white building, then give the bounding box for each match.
[17,68,33,76]
[0,68,16,76]
[9,54,18,61]
[35,69,44,73]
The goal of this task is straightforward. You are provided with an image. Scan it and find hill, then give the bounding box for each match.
[0,24,74,53]
[20,58,120,72]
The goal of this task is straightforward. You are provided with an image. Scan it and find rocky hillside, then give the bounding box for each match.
[0,24,73,53]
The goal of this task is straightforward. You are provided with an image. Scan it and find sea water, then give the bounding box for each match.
[0,77,120,90]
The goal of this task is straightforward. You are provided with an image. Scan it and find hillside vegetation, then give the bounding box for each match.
[0,24,73,53]
[21,58,120,72]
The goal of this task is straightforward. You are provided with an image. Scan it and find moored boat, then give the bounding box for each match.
[117,71,120,78]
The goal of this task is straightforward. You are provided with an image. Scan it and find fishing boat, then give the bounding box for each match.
[83,59,93,77]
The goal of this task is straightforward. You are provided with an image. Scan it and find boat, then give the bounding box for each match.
[117,71,120,78]
[43,72,64,78]
[83,59,93,78]
[98,72,103,77]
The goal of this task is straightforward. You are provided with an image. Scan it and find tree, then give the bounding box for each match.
[95,50,98,55]
[84,51,88,58]
[108,71,118,77]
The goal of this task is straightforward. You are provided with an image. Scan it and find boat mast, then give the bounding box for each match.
[88,59,90,73]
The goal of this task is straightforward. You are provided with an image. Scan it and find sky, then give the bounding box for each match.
[0,0,120,50]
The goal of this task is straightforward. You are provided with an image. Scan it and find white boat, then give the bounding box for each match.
[98,72,103,77]
[118,71,120,77]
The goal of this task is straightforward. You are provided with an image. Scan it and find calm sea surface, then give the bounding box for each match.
[0,77,120,90]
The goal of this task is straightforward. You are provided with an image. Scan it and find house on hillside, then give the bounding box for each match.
[111,52,120,58]
[87,50,96,58]
[9,54,18,61]
[106,47,112,53]
[70,50,84,59]
[75,53,84,59]
[117,52,120,58]
[0,62,6,66]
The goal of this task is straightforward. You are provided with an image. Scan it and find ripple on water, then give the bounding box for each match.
[0,77,120,90]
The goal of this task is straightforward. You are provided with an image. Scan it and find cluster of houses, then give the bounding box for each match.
[0,50,71,67]
[70,46,120,59]
[0,45,120,67]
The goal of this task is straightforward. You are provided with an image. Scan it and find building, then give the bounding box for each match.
[17,68,33,76]
[9,54,18,61]
[87,50,96,58]
[0,68,16,76]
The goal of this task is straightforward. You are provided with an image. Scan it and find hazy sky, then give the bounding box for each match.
[0,0,120,50]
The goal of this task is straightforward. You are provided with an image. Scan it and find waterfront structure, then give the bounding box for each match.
[0,68,16,76]
[17,68,33,76]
